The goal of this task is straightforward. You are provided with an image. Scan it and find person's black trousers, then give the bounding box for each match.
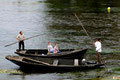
[19,41,25,51]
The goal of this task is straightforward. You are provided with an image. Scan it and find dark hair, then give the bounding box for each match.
[96,38,101,41]
[48,42,51,43]
[55,42,58,44]
[19,31,22,34]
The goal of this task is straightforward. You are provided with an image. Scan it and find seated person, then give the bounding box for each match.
[48,42,54,54]
[54,43,60,53]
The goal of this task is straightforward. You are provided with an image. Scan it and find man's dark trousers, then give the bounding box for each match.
[19,41,24,51]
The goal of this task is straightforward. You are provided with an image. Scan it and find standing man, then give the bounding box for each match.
[16,31,26,51]
[94,38,102,64]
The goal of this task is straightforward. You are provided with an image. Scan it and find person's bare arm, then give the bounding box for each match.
[47,46,50,54]
[16,36,20,42]
[47,51,50,54]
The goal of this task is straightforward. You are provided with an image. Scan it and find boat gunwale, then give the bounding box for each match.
[15,48,88,57]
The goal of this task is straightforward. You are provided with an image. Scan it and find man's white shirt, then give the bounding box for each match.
[95,41,102,52]
[17,34,25,41]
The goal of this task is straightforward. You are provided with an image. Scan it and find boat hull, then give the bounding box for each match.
[6,55,104,71]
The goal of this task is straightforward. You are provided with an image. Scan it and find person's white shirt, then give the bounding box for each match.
[48,45,54,52]
[95,41,102,52]
[17,34,25,41]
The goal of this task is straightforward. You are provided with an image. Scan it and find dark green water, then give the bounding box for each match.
[0,0,120,80]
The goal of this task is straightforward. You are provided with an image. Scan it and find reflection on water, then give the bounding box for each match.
[0,0,120,80]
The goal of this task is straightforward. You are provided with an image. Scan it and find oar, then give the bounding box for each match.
[23,57,50,66]
[5,34,45,47]
[74,13,109,72]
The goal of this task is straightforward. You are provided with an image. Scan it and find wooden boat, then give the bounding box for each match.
[6,55,104,71]
[15,48,88,59]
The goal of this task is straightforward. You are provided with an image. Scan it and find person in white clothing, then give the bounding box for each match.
[95,39,102,52]
[94,38,102,64]
[16,31,26,51]
[48,42,54,54]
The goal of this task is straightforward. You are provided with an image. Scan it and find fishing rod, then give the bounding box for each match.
[4,34,46,47]
[74,13,109,72]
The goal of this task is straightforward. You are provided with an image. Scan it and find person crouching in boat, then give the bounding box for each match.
[48,42,54,54]
[94,38,103,64]
[16,31,26,51]
[54,43,60,53]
